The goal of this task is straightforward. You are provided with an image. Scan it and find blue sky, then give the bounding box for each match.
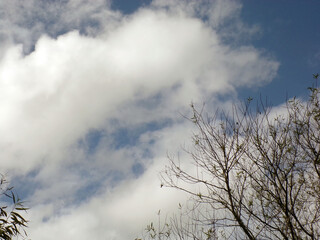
[239,0,320,104]
[0,0,318,239]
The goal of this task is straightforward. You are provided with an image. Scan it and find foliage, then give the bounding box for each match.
[0,175,28,240]
[137,76,320,239]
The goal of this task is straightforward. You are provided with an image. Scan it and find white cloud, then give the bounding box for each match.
[0,0,279,239]
[28,121,195,240]
[0,0,119,55]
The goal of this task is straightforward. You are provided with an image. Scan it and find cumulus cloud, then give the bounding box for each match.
[0,0,279,239]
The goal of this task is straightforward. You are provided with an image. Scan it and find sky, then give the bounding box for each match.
[0,0,319,239]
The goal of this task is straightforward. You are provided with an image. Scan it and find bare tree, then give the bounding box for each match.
[137,78,320,240]
[135,203,217,240]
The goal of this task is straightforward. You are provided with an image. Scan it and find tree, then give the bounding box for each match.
[137,77,320,239]
[0,175,29,240]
